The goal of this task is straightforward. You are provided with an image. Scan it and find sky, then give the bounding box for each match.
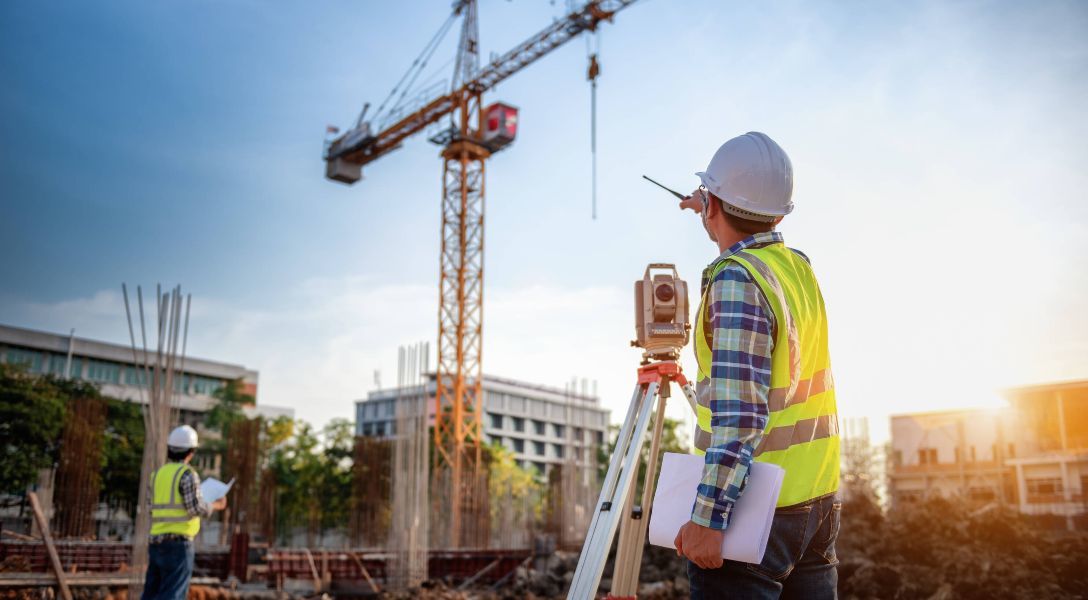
[2,0,1086,442]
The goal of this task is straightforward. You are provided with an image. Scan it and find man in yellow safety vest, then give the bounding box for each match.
[673,132,841,599]
[142,425,227,600]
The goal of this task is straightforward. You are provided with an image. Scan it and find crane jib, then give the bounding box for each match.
[324,0,642,171]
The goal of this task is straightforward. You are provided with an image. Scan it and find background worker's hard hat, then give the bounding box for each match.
[695,132,794,223]
[167,425,199,450]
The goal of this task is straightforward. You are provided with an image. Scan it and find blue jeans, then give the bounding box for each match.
[142,539,195,600]
[688,495,840,600]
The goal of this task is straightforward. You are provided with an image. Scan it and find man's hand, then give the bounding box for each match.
[674,520,725,570]
[679,188,703,214]
[212,498,227,512]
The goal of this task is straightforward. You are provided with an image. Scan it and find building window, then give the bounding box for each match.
[532,441,545,456]
[574,427,584,442]
[513,439,525,453]
[553,424,565,438]
[174,375,191,393]
[48,355,83,379]
[512,417,525,432]
[192,376,223,395]
[533,420,545,436]
[87,360,121,384]
[489,413,504,429]
[918,448,937,465]
[596,431,604,445]
[125,366,147,387]
[553,444,564,459]
[1026,477,1063,501]
[968,487,996,502]
[5,348,43,372]
[533,461,546,474]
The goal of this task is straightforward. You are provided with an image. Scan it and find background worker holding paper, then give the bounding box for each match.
[675,132,842,599]
[142,425,228,600]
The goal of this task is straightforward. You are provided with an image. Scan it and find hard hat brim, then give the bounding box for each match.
[695,171,784,223]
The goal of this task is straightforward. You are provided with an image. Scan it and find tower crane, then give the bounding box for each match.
[324,0,642,547]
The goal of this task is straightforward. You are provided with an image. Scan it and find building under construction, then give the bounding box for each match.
[889,379,1088,530]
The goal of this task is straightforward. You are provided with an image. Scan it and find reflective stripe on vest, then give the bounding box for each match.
[692,242,839,507]
[149,462,201,538]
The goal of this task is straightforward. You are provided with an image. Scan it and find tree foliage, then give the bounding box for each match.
[0,364,71,495]
[99,397,145,512]
[265,417,356,542]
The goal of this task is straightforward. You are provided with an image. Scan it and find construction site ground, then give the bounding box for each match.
[4,495,1086,599]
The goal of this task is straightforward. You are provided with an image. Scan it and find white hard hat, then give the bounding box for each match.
[167,425,199,450]
[695,132,794,223]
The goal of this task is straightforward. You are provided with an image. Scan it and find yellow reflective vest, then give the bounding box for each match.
[149,462,201,538]
[693,242,839,507]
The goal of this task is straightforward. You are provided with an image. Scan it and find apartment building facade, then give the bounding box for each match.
[355,374,610,475]
[889,379,1087,529]
[0,323,293,470]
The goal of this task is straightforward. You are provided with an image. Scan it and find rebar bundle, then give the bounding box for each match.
[350,436,392,547]
[53,396,107,538]
[389,343,430,588]
[121,284,191,598]
[224,418,261,535]
[559,378,598,549]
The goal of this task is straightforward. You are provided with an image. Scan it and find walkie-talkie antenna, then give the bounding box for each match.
[641,175,686,200]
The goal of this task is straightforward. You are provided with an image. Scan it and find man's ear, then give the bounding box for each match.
[704,194,720,220]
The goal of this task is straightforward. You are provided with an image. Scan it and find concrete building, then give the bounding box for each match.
[0,323,293,471]
[356,374,610,475]
[888,379,1087,529]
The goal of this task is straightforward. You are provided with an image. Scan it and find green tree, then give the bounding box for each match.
[486,441,544,531]
[202,378,254,464]
[100,398,145,512]
[317,419,355,530]
[0,364,68,496]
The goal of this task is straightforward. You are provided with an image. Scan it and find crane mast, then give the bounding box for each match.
[324,0,642,548]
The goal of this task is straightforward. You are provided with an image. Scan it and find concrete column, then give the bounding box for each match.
[1061,457,1075,531]
[1015,463,1027,514]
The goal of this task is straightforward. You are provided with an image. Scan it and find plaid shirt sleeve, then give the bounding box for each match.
[179,469,213,518]
[691,262,774,530]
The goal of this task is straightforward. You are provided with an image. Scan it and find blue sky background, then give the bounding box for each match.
[2,0,1086,439]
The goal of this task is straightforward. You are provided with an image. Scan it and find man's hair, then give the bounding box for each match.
[723,210,776,235]
[167,446,195,462]
[711,193,777,235]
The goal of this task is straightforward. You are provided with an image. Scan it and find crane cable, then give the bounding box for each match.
[586,28,601,220]
[371,10,459,128]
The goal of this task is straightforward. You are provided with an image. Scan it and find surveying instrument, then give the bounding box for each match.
[568,263,700,599]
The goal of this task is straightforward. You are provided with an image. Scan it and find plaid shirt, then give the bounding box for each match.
[149,461,212,543]
[691,231,784,530]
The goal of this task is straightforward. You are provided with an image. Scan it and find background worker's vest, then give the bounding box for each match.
[693,243,839,507]
[150,462,201,538]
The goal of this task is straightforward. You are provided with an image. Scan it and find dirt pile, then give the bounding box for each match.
[838,495,1088,600]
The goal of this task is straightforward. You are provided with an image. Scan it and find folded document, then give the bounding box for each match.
[648,452,784,564]
[200,477,234,504]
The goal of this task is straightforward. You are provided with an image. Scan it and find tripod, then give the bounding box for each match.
[568,360,698,600]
